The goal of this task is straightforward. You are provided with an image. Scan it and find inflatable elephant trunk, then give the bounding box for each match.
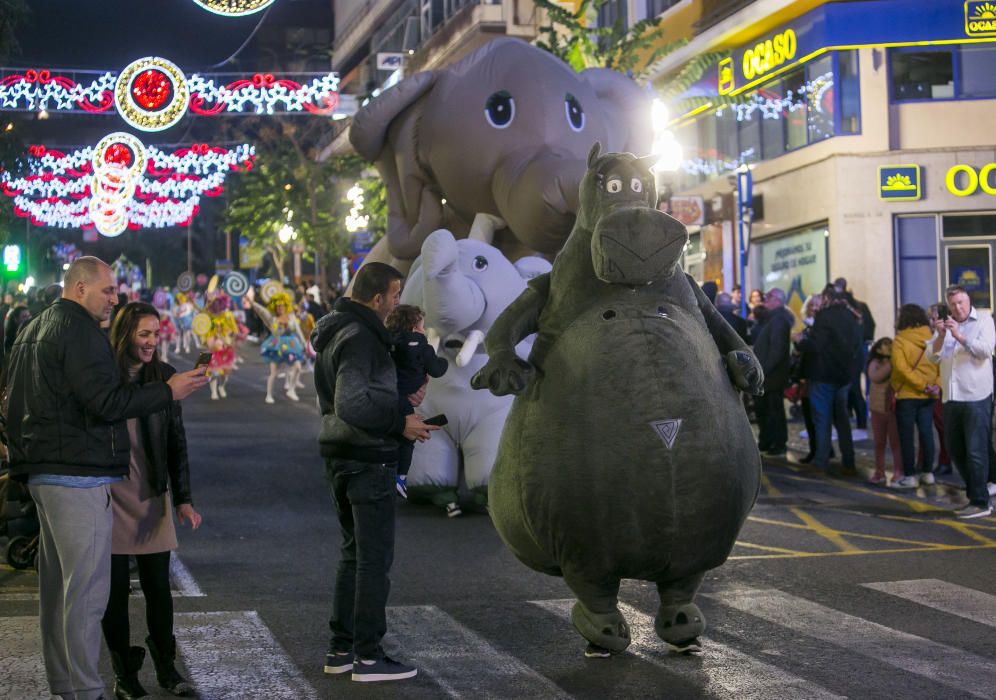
[421,231,487,338]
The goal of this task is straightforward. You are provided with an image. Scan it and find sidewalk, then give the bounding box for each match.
[763,415,974,511]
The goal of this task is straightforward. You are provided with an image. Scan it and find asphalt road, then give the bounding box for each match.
[2,351,995,699]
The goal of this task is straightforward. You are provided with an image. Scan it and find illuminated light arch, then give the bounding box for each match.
[115,57,189,132]
[192,0,277,17]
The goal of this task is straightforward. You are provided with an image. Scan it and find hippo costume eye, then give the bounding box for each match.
[631,178,643,193]
[565,93,585,131]
[485,91,514,129]
[473,255,489,271]
[606,177,623,194]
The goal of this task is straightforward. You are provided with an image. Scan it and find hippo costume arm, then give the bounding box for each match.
[470,274,551,396]
[684,274,765,395]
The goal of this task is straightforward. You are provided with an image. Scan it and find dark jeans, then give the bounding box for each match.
[756,388,787,451]
[943,398,992,507]
[896,398,934,477]
[102,552,173,656]
[397,439,415,477]
[801,394,816,455]
[326,458,396,660]
[810,382,855,470]
[848,343,869,428]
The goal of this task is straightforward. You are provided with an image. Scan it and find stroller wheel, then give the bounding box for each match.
[5,535,37,570]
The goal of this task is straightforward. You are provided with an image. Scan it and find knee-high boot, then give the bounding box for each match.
[109,646,148,699]
[146,634,194,696]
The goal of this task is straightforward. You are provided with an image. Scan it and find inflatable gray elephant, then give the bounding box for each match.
[349,37,653,271]
[400,229,551,515]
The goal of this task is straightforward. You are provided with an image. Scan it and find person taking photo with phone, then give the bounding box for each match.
[4,257,208,700]
[101,302,203,698]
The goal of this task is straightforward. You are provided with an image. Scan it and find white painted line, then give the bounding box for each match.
[387,605,572,699]
[531,599,844,700]
[174,610,317,700]
[0,592,38,601]
[862,579,996,628]
[713,588,996,699]
[169,554,205,598]
[0,616,50,700]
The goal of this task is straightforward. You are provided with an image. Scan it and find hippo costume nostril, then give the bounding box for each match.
[472,143,766,657]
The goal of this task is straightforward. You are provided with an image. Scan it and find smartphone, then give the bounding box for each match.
[195,351,213,369]
[423,414,448,427]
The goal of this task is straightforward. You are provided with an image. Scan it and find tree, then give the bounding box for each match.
[533,0,681,80]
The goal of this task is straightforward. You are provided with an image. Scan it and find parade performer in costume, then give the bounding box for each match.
[246,289,306,403]
[196,293,239,401]
[472,145,764,658]
[153,289,176,364]
[172,293,196,355]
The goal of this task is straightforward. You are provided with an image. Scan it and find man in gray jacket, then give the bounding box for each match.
[311,262,437,683]
[6,256,207,700]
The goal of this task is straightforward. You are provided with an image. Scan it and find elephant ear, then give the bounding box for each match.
[514,256,552,281]
[349,71,438,161]
[579,67,654,156]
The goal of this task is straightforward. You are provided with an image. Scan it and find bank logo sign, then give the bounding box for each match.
[879,165,922,202]
[966,2,996,36]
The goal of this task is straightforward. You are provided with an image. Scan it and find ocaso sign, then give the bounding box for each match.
[742,29,797,81]
[946,164,996,196]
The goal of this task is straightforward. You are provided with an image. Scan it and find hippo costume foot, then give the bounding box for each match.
[570,601,630,652]
[654,602,705,652]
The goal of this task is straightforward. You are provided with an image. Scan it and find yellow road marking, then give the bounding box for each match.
[770,472,947,513]
[733,541,804,554]
[934,520,996,545]
[760,474,782,497]
[748,515,956,547]
[788,507,860,552]
[729,543,996,560]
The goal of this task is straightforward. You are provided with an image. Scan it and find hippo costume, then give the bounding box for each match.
[472,145,765,656]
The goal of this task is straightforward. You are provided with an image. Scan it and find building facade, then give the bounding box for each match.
[649,0,996,334]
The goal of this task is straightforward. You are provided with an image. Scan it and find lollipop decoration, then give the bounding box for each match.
[259,280,283,304]
[191,313,213,337]
[176,271,195,293]
[223,271,249,297]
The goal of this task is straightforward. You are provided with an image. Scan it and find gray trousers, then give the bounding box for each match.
[28,483,113,700]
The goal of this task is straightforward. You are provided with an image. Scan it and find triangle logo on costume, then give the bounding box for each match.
[649,419,682,450]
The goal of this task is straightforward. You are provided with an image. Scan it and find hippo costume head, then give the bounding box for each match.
[579,143,688,286]
[349,38,653,264]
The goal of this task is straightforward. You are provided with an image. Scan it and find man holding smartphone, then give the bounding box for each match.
[5,257,209,700]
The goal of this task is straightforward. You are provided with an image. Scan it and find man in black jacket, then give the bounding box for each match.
[5,257,208,700]
[797,285,864,475]
[751,288,795,455]
[312,262,438,684]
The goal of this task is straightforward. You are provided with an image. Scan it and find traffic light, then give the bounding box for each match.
[3,244,23,274]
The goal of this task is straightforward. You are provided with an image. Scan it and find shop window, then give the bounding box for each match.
[959,45,996,99]
[715,107,739,166]
[946,247,992,310]
[805,55,834,143]
[782,69,808,151]
[597,0,628,29]
[890,50,954,101]
[737,108,761,164]
[895,216,938,310]
[838,50,861,134]
[751,224,828,309]
[942,214,996,238]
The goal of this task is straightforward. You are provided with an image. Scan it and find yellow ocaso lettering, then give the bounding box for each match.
[740,29,797,81]
[946,165,978,197]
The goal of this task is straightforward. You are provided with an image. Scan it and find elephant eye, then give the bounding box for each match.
[565,93,585,131]
[484,91,514,129]
[473,256,489,271]
[606,177,622,194]
[631,178,643,193]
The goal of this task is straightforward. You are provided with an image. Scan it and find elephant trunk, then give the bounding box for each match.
[492,149,585,255]
[421,230,486,336]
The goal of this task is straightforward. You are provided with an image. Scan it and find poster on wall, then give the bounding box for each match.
[947,246,992,310]
[752,225,829,320]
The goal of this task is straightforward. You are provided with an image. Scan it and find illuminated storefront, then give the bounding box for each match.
[656,0,996,330]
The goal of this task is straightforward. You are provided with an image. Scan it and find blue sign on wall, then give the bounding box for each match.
[879,165,922,202]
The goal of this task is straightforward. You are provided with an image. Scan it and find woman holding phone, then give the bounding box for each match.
[102,302,202,699]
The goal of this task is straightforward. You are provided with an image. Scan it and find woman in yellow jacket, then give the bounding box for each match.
[891,304,941,489]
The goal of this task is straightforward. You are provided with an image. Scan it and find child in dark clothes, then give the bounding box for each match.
[386,305,448,498]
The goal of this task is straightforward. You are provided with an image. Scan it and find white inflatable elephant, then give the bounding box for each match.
[401,229,551,513]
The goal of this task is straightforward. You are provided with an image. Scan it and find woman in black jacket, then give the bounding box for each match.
[102,302,201,699]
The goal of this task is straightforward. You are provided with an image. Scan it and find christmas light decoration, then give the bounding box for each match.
[0,63,346,130]
[2,134,255,234]
[192,0,277,16]
[345,184,369,233]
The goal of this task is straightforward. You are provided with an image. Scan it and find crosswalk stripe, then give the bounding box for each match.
[530,599,844,699]
[174,611,317,700]
[713,588,996,699]
[387,605,572,698]
[861,579,996,628]
[169,554,205,597]
[0,616,49,700]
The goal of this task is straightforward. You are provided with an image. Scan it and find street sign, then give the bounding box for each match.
[377,53,405,71]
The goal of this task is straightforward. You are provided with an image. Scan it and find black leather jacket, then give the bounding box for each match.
[136,363,192,505]
[6,299,172,479]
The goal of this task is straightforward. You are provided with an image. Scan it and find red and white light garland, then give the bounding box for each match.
[2,134,255,235]
[0,58,345,131]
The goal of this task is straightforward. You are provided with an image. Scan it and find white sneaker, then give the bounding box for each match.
[218,384,227,398]
[286,388,300,401]
[920,472,936,485]
[954,504,992,519]
[265,394,275,404]
[889,475,919,489]
[445,502,462,518]
[988,483,996,497]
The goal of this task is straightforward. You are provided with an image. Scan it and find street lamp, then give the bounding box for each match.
[278,223,296,244]
[650,99,683,174]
